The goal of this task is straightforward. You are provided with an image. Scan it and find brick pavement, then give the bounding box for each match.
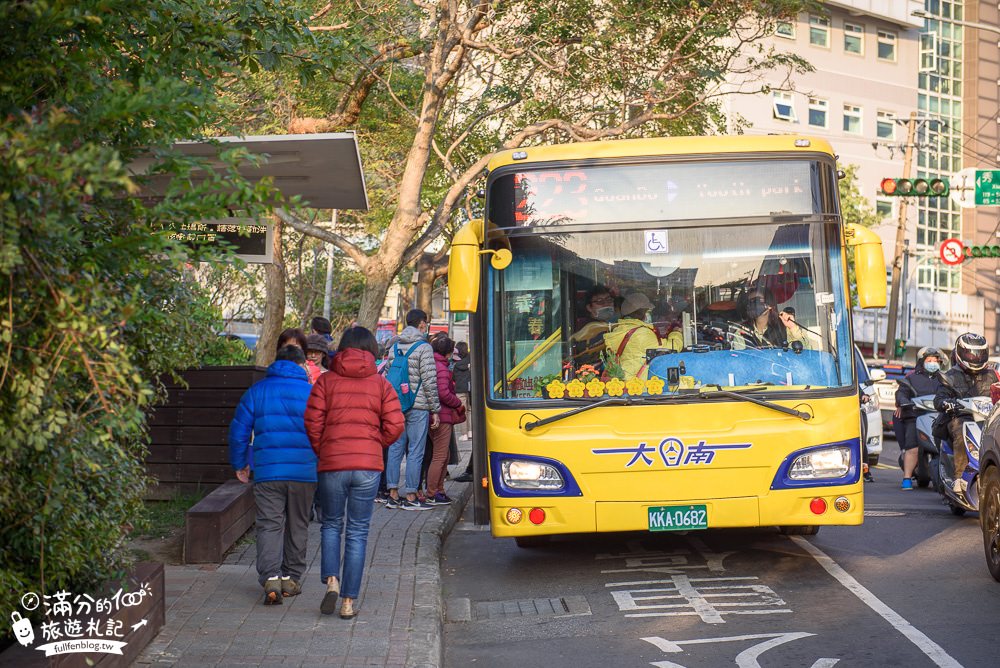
[137,450,473,668]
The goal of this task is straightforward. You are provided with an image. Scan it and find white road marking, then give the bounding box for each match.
[790,536,963,668]
[643,632,838,668]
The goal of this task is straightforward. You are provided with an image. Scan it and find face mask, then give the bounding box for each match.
[925,362,941,374]
[748,301,768,319]
[596,306,615,321]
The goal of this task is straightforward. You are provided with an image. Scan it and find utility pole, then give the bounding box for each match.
[323,210,337,319]
[884,112,918,360]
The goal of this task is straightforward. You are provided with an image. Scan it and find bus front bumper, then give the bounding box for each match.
[489,488,864,538]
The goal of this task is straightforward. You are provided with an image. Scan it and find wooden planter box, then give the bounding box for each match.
[0,562,164,668]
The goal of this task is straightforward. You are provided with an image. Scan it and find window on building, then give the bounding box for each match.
[843,104,862,134]
[809,15,830,47]
[844,22,864,55]
[876,199,892,220]
[920,32,938,72]
[776,21,795,39]
[772,92,797,122]
[876,111,895,139]
[807,97,828,128]
[878,30,897,61]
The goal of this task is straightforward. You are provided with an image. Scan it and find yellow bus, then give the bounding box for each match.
[448,135,886,545]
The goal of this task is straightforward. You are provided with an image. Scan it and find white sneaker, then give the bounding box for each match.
[953,478,968,495]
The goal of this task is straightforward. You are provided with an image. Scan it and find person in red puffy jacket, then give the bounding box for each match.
[426,334,466,505]
[304,326,404,619]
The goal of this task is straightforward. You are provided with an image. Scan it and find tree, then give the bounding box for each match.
[839,163,884,306]
[272,0,811,329]
[0,0,314,619]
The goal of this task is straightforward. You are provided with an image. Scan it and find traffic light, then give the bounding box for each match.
[880,177,949,197]
[893,338,906,358]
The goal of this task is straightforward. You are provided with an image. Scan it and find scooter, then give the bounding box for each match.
[896,394,940,489]
[936,395,991,516]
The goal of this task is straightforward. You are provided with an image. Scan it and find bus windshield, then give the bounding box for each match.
[489,220,853,400]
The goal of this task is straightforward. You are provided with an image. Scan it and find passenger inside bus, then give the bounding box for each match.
[603,292,661,380]
[570,284,616,368]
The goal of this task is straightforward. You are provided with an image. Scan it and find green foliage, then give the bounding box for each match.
[136,492,206,540]
[0,0,314,624]
[838,163,883,305]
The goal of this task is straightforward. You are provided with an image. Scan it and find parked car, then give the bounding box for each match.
[867,360,915,434]
[856,347,884,467]
[974,382,1000,581]
[218,332,258,352]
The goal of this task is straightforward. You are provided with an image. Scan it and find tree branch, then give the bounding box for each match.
[274,208,369,270]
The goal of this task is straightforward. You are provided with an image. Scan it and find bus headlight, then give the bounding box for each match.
[789,446,852,480]
[501,459,565,490]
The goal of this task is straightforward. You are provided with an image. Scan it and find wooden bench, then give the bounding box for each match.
[184,480,255,564]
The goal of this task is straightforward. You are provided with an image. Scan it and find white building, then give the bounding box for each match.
[724,0,984,356]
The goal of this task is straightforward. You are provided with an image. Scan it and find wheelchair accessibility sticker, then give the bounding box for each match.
[593,438,752,469]
[644,230,669,254]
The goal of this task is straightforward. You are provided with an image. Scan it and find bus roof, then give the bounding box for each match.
[487,135,836,172]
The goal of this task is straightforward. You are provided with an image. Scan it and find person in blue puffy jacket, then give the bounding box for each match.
[229,345,318,605]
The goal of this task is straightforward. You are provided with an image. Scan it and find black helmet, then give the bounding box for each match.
[954,332,989,373]
[917,346,942,364]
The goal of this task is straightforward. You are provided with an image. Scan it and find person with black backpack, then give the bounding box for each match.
[383,309,440,510]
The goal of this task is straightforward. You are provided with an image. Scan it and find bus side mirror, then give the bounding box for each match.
[448,220,512,312]
[846,223,887,309]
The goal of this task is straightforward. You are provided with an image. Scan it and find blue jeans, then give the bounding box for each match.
[318,469,380,599]
[386,409,429,495]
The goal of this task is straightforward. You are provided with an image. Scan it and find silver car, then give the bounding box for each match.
[856,348,885,466]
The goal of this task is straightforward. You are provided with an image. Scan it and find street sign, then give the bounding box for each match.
[940,238,965,266]
[975,170,1000,205]
[953,168,1000,207]
[950,167,977,208]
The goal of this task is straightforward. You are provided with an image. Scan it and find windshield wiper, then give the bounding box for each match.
[523,385,810,431]
[696,387,812,421]
[523,397,635,431]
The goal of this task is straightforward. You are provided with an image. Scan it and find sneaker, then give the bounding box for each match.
[900,478,913,491]
[400,498,433,511]
[953,478,968,495]
[263,577,283,605]
[453,472,473,483]
[385,496,402,510]
[432,492,452,505]
[281,577,302,597]
[320,577,339,615]
[375,491,389,504]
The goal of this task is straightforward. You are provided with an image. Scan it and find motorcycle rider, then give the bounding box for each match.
[933,333,996,494]
[894,347,945,490]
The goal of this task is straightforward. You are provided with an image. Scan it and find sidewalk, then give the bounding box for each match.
[137,447,473,668]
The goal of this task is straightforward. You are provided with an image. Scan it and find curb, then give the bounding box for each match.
[405,481,474,668]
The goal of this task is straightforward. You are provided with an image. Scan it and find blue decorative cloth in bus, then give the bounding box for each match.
[646,349,838,390]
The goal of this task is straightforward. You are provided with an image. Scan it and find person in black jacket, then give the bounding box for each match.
[895,347,945,490]
[452,341,471,441]
[934,333,997,494]
[451,341,475,482]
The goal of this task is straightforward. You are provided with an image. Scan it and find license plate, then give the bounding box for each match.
[648,504,708,532]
